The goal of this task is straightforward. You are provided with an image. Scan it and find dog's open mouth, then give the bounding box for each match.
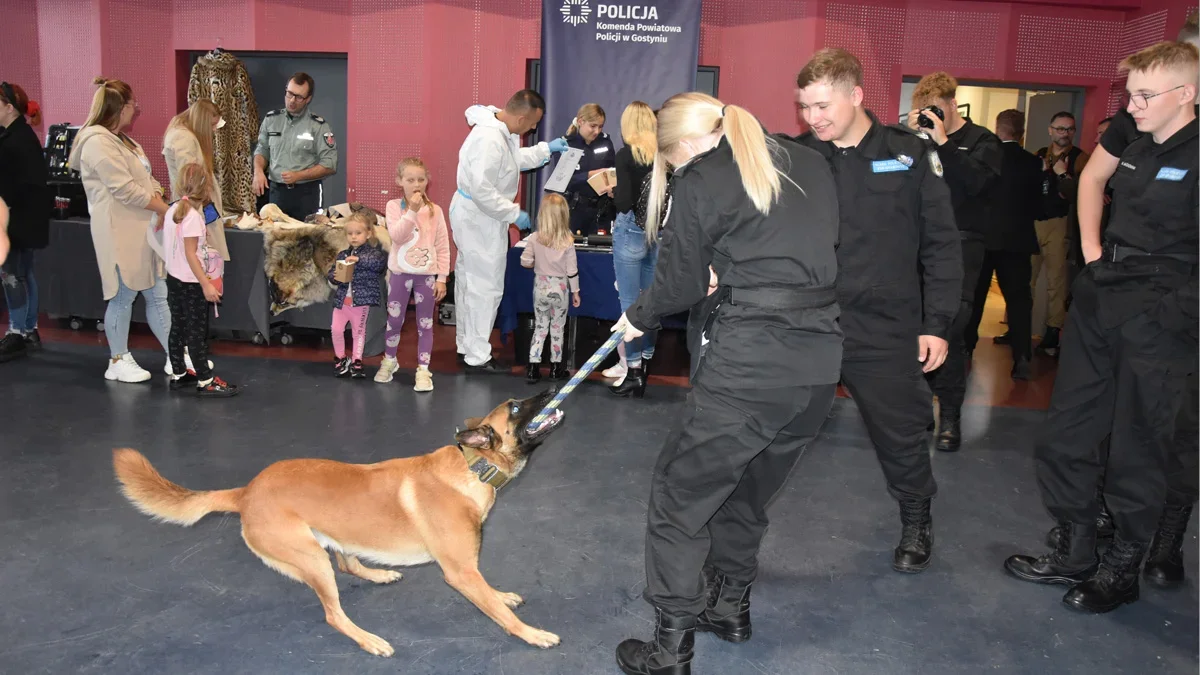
[524,408,564,438]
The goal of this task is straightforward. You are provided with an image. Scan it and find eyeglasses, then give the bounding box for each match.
[284,90,309,101]
[1050,126,1076,133]
[1126,85,1186,110]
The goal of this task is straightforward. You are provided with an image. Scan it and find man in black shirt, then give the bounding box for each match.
[1005,41,1198,613]
[795,49,962,573]
[907,72,1003,452]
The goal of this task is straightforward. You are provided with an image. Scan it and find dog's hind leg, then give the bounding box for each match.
[335,551,403,585]
[242,523,395,657]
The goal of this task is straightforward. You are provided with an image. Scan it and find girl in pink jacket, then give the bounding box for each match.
[374,158,450,391]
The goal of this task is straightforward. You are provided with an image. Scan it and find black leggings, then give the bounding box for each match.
[167,275,212,380]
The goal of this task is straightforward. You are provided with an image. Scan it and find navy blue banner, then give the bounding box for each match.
[537,0,702,195]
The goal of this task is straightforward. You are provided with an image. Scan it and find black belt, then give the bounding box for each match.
[728,285,837,310]
[270,180,320,192]
[1103,243,1199,265]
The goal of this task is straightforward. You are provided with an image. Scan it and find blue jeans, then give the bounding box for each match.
[612,210,659,362]
[105,269,171,359]
[2,248,38,334]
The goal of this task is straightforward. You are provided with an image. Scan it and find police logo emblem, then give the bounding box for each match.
[896,154,913,167]
[324,132,336,148]
[928,151,943,177]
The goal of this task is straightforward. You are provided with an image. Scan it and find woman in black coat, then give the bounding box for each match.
[0,81,51,361]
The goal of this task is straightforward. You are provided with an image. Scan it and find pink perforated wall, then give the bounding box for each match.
[0,0,43,135]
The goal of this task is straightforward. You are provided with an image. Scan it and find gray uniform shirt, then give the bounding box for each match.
[253,107,338,184]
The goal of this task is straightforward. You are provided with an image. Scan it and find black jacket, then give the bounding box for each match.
[939,118,1002,240]
[564,131,616,196]
[989,141,1042,254]
[613,144,652,215]
[794,114,962,354]
[0,116,51,250]
[628,135,843,387]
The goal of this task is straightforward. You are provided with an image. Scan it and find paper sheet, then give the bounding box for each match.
[543,148,583,193]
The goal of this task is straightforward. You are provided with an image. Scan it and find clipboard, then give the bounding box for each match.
[543,148,583,193]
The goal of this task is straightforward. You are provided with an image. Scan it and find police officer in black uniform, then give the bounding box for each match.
[560,103,616,235]
[907,72,1003,452]
[610,93,842,675]
[252,72,338,220]
[795,49,962,574]
[1005,40,1198,614]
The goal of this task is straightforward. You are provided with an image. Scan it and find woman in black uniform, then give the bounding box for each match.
[562,103,616,235]
[610,92,842,675]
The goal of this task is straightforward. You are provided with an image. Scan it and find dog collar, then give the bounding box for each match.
[459,444,511,491]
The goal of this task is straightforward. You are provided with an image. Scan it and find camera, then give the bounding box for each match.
[917,105,945,130]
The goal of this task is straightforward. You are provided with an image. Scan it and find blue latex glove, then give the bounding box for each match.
[548,137,569,153]
[515,210,532,231]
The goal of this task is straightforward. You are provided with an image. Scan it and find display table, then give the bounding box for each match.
[40,219,386,356]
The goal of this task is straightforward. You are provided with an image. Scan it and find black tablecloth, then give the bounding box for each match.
[40,219,385,355]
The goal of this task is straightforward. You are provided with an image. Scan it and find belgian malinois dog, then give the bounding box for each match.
[113,391,565,657]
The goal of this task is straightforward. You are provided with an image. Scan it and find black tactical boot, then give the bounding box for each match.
[935,410,961,452]
[611,366,647,398]
[1037,326,1061,357]
[893,498,934,573]
[1063,534,1146,613]
[616,608,695,675]
[1046,487,1115,549]
[1143,502,1194,589]
[696,567,752,643]
[1006,522,1098,585]
[526,362,541,384]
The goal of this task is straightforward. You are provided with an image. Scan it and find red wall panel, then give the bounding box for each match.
[1,0,43,137]
[34,0,102,137]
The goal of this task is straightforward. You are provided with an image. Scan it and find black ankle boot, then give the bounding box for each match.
[893,498,934,573]
[935,411,961,452]
[1143,503,1193,589]
[1006,522,1098,585]
[526,363,541,384]
[696,568,752,643]
[1063,534,1146,613]
[616,607,695,675]
[548,362,568,381]
[611,366,647,398]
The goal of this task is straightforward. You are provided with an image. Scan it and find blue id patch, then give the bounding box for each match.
[1156,167,1188,181]
[872,159,909,173]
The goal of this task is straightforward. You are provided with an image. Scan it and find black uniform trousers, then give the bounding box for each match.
[928,238,987,413]
[965,250,1033,360]
[1035,263,1196,543]
[269,180,322,220]
[841,352,938,502]
[166,276,213,381]
[644,381,836,617]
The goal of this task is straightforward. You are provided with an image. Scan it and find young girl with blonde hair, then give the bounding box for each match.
[328,211,388,378]
[521,192,580,383]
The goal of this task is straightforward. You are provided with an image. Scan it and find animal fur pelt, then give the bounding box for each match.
[263,224,348,315]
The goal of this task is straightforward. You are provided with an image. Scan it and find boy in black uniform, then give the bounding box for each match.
[795,49,962,573]
[907,72,1003,452]
[1005,40,1199,613]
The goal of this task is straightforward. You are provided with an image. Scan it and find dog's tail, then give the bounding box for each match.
[113,448,244,526]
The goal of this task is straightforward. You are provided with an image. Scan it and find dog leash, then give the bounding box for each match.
[525,327,625,433]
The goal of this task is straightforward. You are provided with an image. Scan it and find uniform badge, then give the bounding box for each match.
[928,150,944,177]
[324,132,336,148]
[896,154,913,167]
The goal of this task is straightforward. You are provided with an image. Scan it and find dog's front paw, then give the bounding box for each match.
[376,570,403,584]
[497,591,524,608]
[357,632,395,657]
[521,627,561,649]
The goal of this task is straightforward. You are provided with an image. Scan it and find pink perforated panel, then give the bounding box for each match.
[255,0,351,53]
[824,2,906,118]
[171,0,255,50]
[1013,13,1124,79]
[0,0,43,135]
[903,5,1003,74]
[350,0,425,126]
[351,141,421,211]
[1118,9,1168,58]
[36,0,103,129]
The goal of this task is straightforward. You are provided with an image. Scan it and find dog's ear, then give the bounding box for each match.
[456,424,498,450]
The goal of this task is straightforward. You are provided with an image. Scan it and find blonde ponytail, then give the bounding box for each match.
[721,104,783,216]
[644,153,670,241]
[565,103,606,137]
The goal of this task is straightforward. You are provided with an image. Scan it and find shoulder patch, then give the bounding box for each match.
[265,109,281,117]
[310,113,326,123]
[928,150,944,177]
[323,131,336,148]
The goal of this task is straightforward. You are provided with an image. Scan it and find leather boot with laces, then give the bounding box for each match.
[1045,493,1115,549]
[1063,534,1146,613]
[696,567,752,643]
[893,498,933,573]
[1005,522,1098,585]
[935,412,961,452]
[616,607,695,675]
[1143,503,1194,589]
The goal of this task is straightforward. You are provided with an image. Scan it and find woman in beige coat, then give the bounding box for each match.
[162,99,230,261]
[68,78,173,383]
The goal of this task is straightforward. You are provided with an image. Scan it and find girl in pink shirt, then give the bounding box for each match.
[375,158,450,391]
[521,193,580,383]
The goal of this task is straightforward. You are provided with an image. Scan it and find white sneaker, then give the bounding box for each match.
[375,356,399,383]
[106,354,152,383]
[167,350,214,376]
[602,362,628,380]
[414,366,434,392]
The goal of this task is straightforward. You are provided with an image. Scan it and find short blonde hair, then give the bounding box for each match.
[536,193,573,250]
[797,48,863,92]
[912,72,958,107]
[344,210,378,246]
[1119,40,1199,76]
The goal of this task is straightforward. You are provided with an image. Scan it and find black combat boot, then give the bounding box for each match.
[935,410,961,452]
[1063,534,1146,613]
[696,567,752,643]
[1005,522,1098,585]
[1045,487,1115,549]
[1037,326,1061,357]
[893,498,934,573]
[610,366,647,398]
[1143,502,1194,589]
[616,607,695,675]
[548,362,569,381]
[526,362,541,384]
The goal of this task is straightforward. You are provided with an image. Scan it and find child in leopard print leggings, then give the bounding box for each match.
[521,193,580,383]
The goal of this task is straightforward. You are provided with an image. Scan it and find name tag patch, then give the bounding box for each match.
[872,159,909,173]
[1156,167,1188,181]
[297,132,314,141]
[267,131,281,137]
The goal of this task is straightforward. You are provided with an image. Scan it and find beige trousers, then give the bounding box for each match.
[1031,216,1069,329]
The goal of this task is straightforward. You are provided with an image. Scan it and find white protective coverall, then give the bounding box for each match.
[450,105,551,366]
